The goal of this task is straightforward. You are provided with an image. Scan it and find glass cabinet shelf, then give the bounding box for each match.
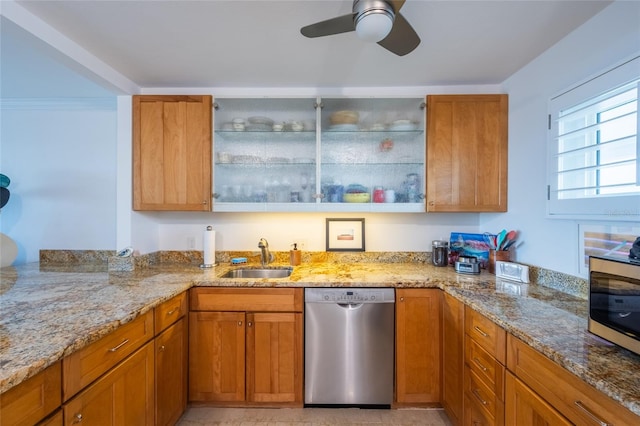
[212,96,425,212]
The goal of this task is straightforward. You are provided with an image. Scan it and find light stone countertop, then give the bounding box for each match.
[1,259,639,418]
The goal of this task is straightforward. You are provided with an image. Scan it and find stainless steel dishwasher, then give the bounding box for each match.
[304,288,395,407]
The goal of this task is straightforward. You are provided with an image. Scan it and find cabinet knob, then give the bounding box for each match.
[202,200,208,205]
[159,345,166,352]
[212,193,220,199]
[400,297,404,302]
[73,413,83,423]
[248,321,252,327]
[238,321,242,326]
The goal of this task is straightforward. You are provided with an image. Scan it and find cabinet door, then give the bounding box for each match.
[63,342,154,426]
[246,312,303,405]
[133,95,212,211]
[426,94,508,212]
[189,311,245,402]
[395,289,442,404]
[505,372,571,426]
[442,293,464,425]
[0,362,61,426]
[155,317,187,426]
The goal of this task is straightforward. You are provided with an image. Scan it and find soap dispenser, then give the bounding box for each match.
[290,243,301,266]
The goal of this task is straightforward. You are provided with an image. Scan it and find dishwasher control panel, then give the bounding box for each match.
[305,288,395,303]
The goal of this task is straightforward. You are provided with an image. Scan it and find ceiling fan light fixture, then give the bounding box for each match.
[354,3,395,43]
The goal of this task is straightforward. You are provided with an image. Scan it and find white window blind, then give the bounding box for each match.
[548,55,640,220]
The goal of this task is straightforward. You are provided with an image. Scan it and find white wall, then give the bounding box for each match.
[0,99,118,263]
[480,1,640,277]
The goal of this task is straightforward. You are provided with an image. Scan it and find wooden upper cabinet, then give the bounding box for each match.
[133,95,212,211]
[426,94,508,212]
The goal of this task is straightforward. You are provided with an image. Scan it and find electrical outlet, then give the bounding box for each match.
[187,236,196,249]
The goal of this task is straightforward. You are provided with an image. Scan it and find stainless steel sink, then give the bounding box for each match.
[220,267,293,279]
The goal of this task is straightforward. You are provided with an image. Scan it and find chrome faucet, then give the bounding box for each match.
[258,238,274,267]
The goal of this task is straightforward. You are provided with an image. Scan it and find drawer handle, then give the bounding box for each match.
[472,388,488,406]
[73,413,83,423]
[108,339,129,352]
[574,400,611,426]
[473,325,489,337]
[166,306,180,316]
[473,357,489,372]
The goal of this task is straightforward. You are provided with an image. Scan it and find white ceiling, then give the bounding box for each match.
[4,0,611,96]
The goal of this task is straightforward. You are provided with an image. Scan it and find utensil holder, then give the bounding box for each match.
[489,249,511,274]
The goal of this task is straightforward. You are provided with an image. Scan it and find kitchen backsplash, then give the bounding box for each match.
[38,249,587,299]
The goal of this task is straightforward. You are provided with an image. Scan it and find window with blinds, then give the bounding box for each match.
[548,55,640,220]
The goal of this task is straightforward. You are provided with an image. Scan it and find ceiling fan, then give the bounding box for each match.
[300,0,420,56]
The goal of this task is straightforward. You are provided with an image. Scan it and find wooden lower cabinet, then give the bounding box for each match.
[0,362,61,426]
[395,289,442,404]
[442,292,464,425]
[505,372,570,426]
[63,341,154,425]
[189,311,246,402]
[155,317,188,425]
[246,312,303,404]
[188,288,303,406]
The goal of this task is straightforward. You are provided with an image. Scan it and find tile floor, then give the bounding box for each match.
[177,407,453,425]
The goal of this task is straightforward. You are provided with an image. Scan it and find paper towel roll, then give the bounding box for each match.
[202,226,216,267]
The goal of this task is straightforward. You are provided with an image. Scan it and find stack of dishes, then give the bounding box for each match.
[246,116,274,132]
[389,119,417,131]
[329,110,359,131]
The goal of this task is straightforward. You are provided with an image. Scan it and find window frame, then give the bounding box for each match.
[547,54,640,221]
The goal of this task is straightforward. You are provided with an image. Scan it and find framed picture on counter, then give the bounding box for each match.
[326,218,365,252]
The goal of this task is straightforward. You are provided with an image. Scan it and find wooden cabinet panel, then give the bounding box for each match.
[442,292,464,425]
[155,317,188,426]
[507,334,640,426]
[63,342,154,426]
[465,367,504,424]
[133,95,212,211]
[246,312,303,404]
[62,310,154,401]
[395,289,442,404]
[426,94,508,212]
[0,362,61,426]
[38,410,63,426]
[189,311,246,402]
[505,372,571,426]
[190,287,303,312]
[465,306,506,364]
[465,336,505,399]
[155,292,187,334]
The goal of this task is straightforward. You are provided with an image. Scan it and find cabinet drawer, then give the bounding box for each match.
[0,362,61,426]
[465,335,505,400]
[464,394,497,426]
[507,335,640,426]
[465,367,504,423]
[190,288,303,312]
[62,310,154,400]
[465,306,506,364]
[155,292,187,334]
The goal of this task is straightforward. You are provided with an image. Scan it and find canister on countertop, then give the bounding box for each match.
[432,240,449,267]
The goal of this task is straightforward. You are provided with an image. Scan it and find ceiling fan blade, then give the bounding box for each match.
[300,13,356,38]
[387,0,406,14]
[377,13,420,56]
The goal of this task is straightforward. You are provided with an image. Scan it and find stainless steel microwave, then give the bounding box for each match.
[589,256,640,356]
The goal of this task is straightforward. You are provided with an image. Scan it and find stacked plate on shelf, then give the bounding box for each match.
[329,110,359,131]
[246,116,274,132]
[389,119,417,131]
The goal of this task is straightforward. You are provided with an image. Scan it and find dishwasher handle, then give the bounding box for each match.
[337,303,364,309]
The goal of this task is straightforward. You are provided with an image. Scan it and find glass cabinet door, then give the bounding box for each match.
[213,98,318,212]
[319,98,425,212]
[212,96,425,212]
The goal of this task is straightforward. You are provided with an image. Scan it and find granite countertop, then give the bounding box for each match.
[1,259,639,417]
